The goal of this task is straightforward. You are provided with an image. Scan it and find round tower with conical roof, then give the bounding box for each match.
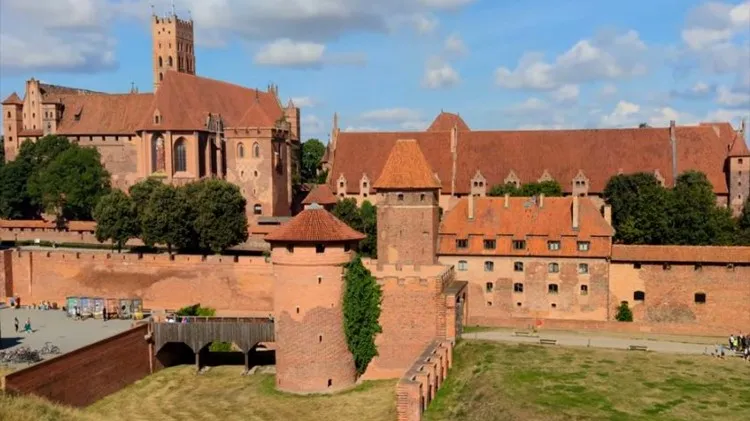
[265,203,365,394]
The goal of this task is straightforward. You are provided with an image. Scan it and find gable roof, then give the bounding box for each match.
[611,245,750,264]
[374,139,442,190]
[264,205,365,243]
[139,71,283,131]
[331,119,737,195]
[54,93,155,135]
[302,184,337,205]
[728,133,750,157]
[427,112,470,131]
[2,92,23,105]
[39,83,104,99]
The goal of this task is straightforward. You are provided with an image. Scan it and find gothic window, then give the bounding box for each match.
[484,261,494,272]
[253,142,260,158]
[485,282,494,293]
[159,57,163,67]
[580,285,589,295]
[168,56,173,67]
[238,143,245,158]
[174,138,187,172]
[6,111,10,118]
[151,136,165,172]
[514,261,524,272]
[578,263,589,274]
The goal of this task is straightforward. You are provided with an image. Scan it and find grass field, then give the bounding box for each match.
[425,341,750,421]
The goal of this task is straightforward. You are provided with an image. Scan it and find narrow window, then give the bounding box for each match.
[514,261,524,272]
[6,111,9,118]
[483,239,496,250]
[485,282,493,293]
[168,56,173,67]
[457,260,468,271]
[512,240,526,250]
[315,244,325,254]
[286,244,294,253]
[253,142,260,158]
[317,276,323,284]
[159,72,163,81]
[339,181,344,188]
[694,293,706,304]
[548,284,559,294]
[634,291,645,301]
[663,263,671,271]
[456,239,468,249]
[548,263,559,273]
[253,204,262,215]
[484,261,494,272]
[397,193,404,201]
[580,285,588,295]
[634,263,642,269]
[319,335,323,343]
[547,241,560,251]
[420,193,425,201]
[159,56,163,67]
[577,241,590,251]
[238,143,245,158]
[174,139,187,172]
[513,283,524,293]
[344,243,351,252]
[694,264,702,271]
[578,263,589,274]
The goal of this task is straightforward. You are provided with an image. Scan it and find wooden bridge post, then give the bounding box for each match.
[195,351,201,373]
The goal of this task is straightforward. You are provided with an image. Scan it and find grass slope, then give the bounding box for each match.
[425,341,750,421]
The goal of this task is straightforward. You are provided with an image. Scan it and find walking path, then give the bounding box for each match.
[468,329,720,355]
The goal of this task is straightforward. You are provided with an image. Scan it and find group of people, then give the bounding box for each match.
[13,317,33,334]
[714,333,750,361]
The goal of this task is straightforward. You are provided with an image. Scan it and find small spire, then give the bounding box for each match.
[171,0,176,17]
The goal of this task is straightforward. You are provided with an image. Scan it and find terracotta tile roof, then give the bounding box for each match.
[611,245,750,264]
[18,129,43,137]
[139,71,283,131]
[39,83,103,98]
[265,204,365,243]
[331,123,736,195]
[54,93,155,135]
[728,134,750,157]
[0,219,55,229]
[302,184,337,205]
[2,92,23,105]
[67,221,96,231]
[373,139,442,190]
[427,112,470,131]
[235,101,276,128]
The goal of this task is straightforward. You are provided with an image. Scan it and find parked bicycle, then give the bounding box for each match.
[40,342,61,355]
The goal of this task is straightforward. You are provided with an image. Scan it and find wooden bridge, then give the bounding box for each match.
[149,316,275,371]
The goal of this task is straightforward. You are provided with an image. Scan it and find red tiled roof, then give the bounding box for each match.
[265,205,365,243]
[331,119,737,195]
[728,134,750,157]
[373,139,442,190]
[39,83,103,98]
[18,129,43,137]
[67,221,97,231]
[427,112,470,132]
[302,184,337,205]
[54,93,155,135]
[139,71,283,131]
[0,219,54,229]
[611,245,750,263]
[2,92,23,105]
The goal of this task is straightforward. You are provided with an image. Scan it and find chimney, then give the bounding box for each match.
[539,193,545,208]
[572,196,580,230]
[603,205,612,226]
[504,193,510,208]
[669,120,678,186]
[468,194,475,220]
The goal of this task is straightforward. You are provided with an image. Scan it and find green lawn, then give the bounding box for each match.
[425,341,750,421]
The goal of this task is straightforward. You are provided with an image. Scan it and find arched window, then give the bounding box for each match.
[253,142,260,158]
[151,135,165,172]
[7,111,11,118]
[159,73,163,81]
[548,262,560,273]
[168,56,173,67]
[238,143,245,158]
[174,138,187,172]
[159,57,163,67]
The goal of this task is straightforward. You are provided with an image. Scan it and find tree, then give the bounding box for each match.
[0,135,4,166]
[615,301,633,322]
[0,158,36,219]
[129,177,164,211]
[93,190,138,252]
[667,171,736,245]
[488,180,563,197]
[28,145,111,221]
[189,179,249,253]
[359,201,378,258]
[300,138,326,184]
[332,198,362,231]
[737,198,750,245]
[603,173,670,244]
[140,185,195,253]
[343,255,383,376]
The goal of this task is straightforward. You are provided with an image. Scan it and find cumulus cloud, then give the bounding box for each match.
[412,13,439,34]
[716,85,750,107]
[551,84,579,103]
[360,108,422,122]
[670,81,717,99]
[291,97,317,108]
[444,33,468,57]
[599,100,699,128]
[422,58,460,89]
[254,39,326,67]
[495,29,648,90]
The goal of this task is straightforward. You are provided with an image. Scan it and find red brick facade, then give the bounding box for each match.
[396,340,453,421]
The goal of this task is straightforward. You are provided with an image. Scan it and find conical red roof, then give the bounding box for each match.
[302,184,337,205]
[2,92,23,105]
[373,139,441,190]
[728,135,750,157]
[265,204,365,243]
[427,111,469,132]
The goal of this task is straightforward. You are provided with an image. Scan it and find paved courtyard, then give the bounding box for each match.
[0,308,134,367]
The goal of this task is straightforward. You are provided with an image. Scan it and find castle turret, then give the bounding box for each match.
[265,204,365,393]
[2,92,24,162]
[374,139,441,265]
[152,10,195,91]
[727,123,750,216]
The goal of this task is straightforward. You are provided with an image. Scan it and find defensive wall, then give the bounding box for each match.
[0,249,274,315]
[2,323,152,407]
[396,340,453,421]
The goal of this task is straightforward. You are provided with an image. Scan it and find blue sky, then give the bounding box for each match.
[0,0,748,142]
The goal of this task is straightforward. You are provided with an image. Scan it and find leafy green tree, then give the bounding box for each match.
[615,301,633,322]
[488,180,563,197]
[0,158,35,219]
[603,173,670,244]
[667,171,736,245]
[176,304,216,316]
[28,145,111,221]
[737,198,750,245]
[300,138,326,184]
[129,177,163,211]
[93,190,138,252]
[359,200,378,258]
[19,135,73,172]
[332,198,362,231]
[141,185,195,253]
[189,179,249,253]
[343,255,383,376]
[0,135,4,166]
[488,183,518,197]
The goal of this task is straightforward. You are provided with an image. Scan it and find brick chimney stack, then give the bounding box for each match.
[468,193,475,220]
[572,196,580,231]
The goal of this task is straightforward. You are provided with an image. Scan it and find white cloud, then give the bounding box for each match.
[716,85,750,107]
[291,97,317,108]
[704,108,750,126]
[344,125,380,132]
[670,81,717,100]
[412,13,438,34]
[506,97,549,113]
[400,120,429,130]
[444,33,467,57]
[600,100,642,126]
[254,39,325,67]
[418,0,476,8]
[422,58,460,89]
[360,108,422,122]
[551,84,579,103]
[495,30,648,90]
[302,114,324,133]
[599,83,618,98]
[599,101,701,128]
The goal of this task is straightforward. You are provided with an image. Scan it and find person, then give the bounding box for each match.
[24,318,32,333]
[729,334,735,351]
[14,317,19,333]
[103,306,108,321]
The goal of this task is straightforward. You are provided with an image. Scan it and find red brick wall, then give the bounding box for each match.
[0,249,11,298]
[0,227,143,247]
[396,340,453,421]
[5,250,273,314]
[2,324,151,407]
[377,191,440,266]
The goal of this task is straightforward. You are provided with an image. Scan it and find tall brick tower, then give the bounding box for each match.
[152,8,195,91]
[727,126,750,217]
[374,139,441,265]
[265,204,365,394]
[1,92,24,162]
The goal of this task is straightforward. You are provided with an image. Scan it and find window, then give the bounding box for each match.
[168,56,173,67]
[253,204,262,215]
[6,111,9,118]
[483,239,496,250]
[154,115,160,124]
[580,285,588,295]
[174,139,187,172]
[159,72,163,81]
[547,241,560,251]
[159,57,163,67]
[457,260,468,271]
[397,193,404,201]
[485,282,493,293]
[634,291,645,301]
[514,261,524,272]
[286,245,294,253]
[513,283,524,293]
[253,142,260,158]
[486,301,493,307]
[663,263,671,270]
[727,263,735,270]
[548,263,559,273]
[344,243,351,252]
[315,244,325,254]
[634,263,642,269]
[420,193,425,201]
[694,293,706,304]
[578,263,589,274]
[484,261,494,272]
[739,158,744,164]
[694,264,702,271]
[577,241,590,251]
[512,240,526,250]
[456,239,468,249]
[548,284,559,294]
[362,181,368,188]
[238,143,245,158]
[339,181,344,188]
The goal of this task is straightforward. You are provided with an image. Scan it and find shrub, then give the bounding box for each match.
[615,302,633,322]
